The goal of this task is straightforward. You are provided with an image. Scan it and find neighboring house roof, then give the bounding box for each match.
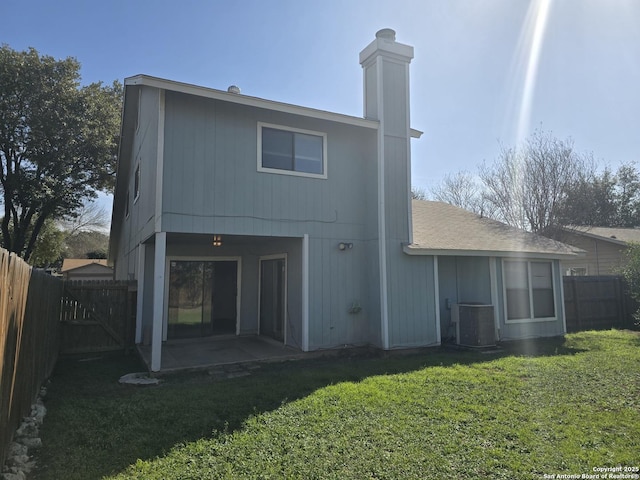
[562,226,640,246]
[61,259,111,273]
[406,200,582,258]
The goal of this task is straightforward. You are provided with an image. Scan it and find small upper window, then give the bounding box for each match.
[134,164,141,202]
[258,122,327,178]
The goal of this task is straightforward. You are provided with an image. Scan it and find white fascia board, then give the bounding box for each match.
[125,75,379,130]
[402,245,582,260]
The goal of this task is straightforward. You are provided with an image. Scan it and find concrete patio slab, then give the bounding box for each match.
[137,335,305,373]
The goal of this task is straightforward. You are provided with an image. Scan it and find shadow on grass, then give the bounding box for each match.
[33,335,588,480]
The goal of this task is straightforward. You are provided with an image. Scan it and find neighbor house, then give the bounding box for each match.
[61,259,114,281]
[109,29,581,371]
[558,227,640,276]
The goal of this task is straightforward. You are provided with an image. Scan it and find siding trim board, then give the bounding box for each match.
[155,90,165,232]
[433,256,441,344]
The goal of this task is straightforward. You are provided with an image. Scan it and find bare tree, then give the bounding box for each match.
[430,171,490,216]
[59,201,109,236]
[480,130,595,235]
[411,186,428,200]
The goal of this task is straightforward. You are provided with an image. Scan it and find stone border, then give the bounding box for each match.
[1,385,48,480]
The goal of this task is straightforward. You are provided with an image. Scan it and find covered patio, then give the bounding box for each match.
[137,335,305,373]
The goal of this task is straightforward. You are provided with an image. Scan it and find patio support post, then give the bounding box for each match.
[302,234,309,351]
[135,243,146,344]
[434,256,441,344]
[151,232,166,372]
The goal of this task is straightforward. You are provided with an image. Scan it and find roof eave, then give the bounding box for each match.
[402,244,583,259]
[124,74,380,130]
[562,228,631,246]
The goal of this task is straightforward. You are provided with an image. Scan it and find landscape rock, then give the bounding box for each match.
[18,438,41,450]
[5,456,30,470]
[15,422,38,439]
[118,372,162,386]
[7,444,26,458]
[30,404,46,425]
[1,471,27,480]
[2,386,48,479]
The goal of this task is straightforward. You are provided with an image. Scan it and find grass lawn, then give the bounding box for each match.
[31,330,640,480]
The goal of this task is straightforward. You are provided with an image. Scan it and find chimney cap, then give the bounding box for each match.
[227,85,241,94]
[376,28,396,41]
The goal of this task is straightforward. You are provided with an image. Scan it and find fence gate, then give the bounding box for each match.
[60,281,136,354]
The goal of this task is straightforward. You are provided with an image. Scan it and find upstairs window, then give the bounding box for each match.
[503,260,556,322]
[258,122,327,178]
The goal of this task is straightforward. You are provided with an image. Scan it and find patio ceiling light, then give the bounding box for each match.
[212,235,222,247]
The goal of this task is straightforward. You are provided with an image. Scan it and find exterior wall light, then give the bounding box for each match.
[212,235,222,247]
[338,242,353,251]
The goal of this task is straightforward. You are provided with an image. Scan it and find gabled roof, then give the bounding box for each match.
[562,226,640,246]
[406,200,582,259]
[123,75,424,139]
[61,259,111,273]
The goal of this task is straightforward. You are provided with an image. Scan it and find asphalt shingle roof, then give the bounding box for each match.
[565,226,640,245]
[408,200,581,258]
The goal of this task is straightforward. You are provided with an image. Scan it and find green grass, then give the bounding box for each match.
[32,330,640,479]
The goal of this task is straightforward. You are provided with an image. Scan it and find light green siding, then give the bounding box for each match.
[161,92,377,240]
[386,253,438,348]
[114,86,160,280]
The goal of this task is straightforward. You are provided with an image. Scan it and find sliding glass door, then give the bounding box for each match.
[168,260,238,339]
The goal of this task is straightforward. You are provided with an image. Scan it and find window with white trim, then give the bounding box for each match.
[503,260,556,322]
[258,122,327,178]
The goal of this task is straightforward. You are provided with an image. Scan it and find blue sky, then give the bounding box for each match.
[3,0,640,215]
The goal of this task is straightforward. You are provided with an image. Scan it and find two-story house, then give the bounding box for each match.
[110,29,580,371]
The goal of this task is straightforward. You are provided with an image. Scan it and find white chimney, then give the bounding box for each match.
[359,28,414,123]
[359,30,416,350]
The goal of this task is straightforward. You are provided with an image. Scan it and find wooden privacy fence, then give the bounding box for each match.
[0,249,62,467]
[563,276,638,332]
[60,280,136,354]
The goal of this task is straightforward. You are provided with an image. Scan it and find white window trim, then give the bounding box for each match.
[257,121,328,179]
[502,259,558,324]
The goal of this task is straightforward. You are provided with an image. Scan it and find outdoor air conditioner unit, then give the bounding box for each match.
[452,304,496,347]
